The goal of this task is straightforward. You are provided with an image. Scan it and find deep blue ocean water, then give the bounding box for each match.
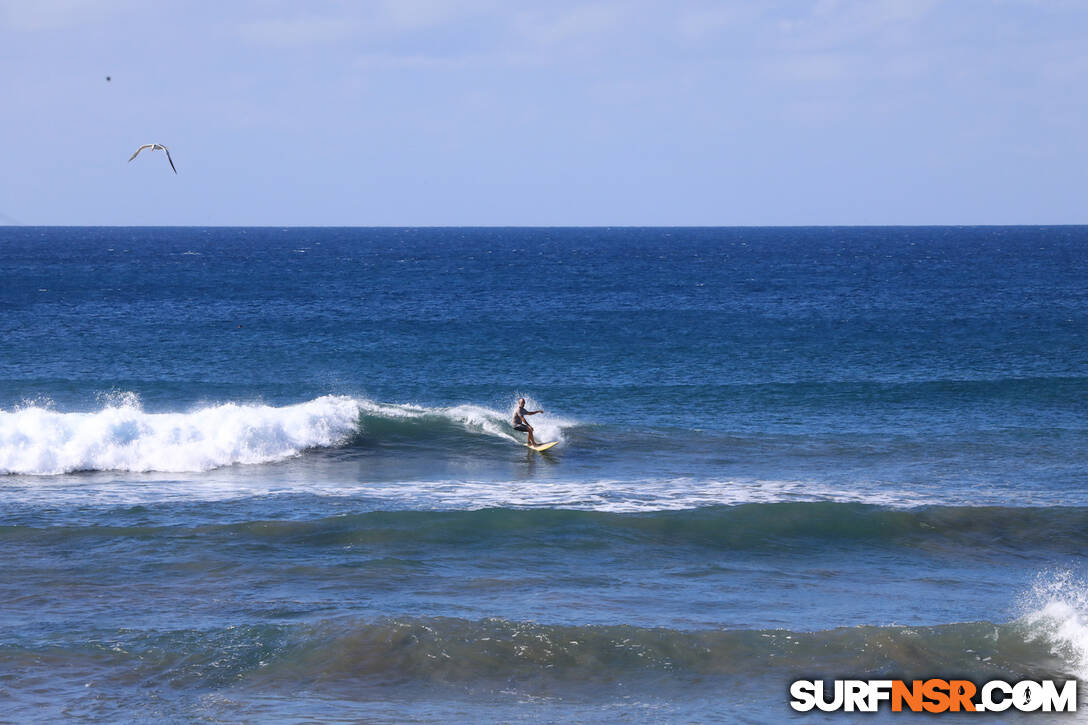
[2,226,1087,722]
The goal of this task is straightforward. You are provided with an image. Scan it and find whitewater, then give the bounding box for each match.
[0,394,570,476]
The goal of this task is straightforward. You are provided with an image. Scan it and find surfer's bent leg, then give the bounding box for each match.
[514,422,535,446]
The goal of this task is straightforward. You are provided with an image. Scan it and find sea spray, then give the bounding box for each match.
[1016,569,1088,678]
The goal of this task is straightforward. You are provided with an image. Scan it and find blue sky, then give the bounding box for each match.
[1,0,1085,225]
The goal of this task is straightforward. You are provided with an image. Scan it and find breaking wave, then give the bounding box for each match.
[0,395,573,475]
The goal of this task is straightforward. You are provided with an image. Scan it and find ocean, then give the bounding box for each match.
[1,226,1087,722]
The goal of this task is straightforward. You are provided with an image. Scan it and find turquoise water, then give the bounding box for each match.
[2,226,1087,721]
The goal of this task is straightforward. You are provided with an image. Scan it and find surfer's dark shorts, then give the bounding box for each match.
[513,424,531,432]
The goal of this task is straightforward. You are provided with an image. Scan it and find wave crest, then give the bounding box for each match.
[354,399,570,445]
[1,394,575,476]
[0,395,364,475]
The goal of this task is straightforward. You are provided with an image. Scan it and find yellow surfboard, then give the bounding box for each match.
[526,441,559,452]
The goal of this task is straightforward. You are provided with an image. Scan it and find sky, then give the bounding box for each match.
[0,0,1085,226]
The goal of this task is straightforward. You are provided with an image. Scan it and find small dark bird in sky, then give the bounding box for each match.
[106,76,111,82]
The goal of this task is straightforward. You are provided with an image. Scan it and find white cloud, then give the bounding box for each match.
[763,52,850,84]
[376,0,488,29]
[238,15,359,47]
[512,3,626,47]
[0,0,131,30]
[353,52,474,71]
[775,0,940,50]
[675,4,750,40]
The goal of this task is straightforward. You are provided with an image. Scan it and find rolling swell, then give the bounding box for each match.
[4,504,1088,554]
[249,616,1082,685]
[2,616,1079,700]
[205,504,1088,554]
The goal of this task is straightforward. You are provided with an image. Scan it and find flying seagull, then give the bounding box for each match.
[128,143,177,174]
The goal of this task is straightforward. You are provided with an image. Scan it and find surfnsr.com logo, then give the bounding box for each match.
[790,679,1077,713]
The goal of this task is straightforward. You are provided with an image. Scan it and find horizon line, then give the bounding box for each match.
[3,223,1088,229]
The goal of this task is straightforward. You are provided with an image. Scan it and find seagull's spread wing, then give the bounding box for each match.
[128,144,153,162]
[162,146,177,174]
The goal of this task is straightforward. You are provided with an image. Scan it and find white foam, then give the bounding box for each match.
[1016,569,1088,678]
[0,395,363,475]
[318,476,937,513]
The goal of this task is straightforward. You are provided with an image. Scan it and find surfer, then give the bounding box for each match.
[512,398,544,447]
